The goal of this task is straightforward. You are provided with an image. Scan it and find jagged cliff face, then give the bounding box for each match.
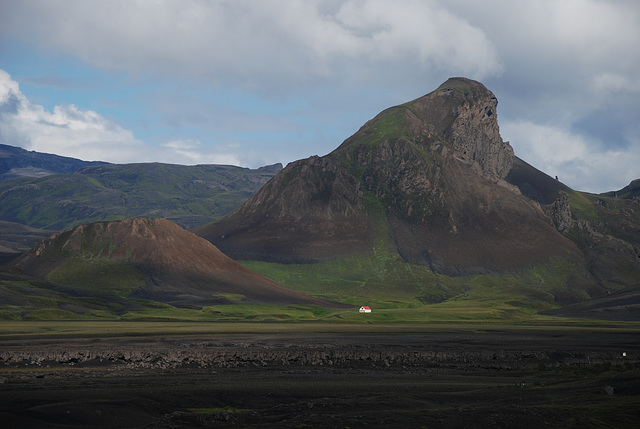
[337,78,513,180]
[194,78,581,274]
[410,79,514,178]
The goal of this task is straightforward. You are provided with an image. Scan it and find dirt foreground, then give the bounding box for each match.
[1,329,639,428]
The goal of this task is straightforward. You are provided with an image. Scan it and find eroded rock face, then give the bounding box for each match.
[198,154,372,263]
[446,88,514,178]
[410,77,514,179]
[545,192,573,235]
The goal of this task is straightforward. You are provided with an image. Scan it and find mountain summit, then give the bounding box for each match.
[194,78,581,275]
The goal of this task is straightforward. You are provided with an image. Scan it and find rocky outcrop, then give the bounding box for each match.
[1,341,634,372]
[545,192,573,234]
[423,78,514,178]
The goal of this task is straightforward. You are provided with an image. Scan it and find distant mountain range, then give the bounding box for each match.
[0,158,282,231]
[0,144,281,266]
[0,143,108,181]
[0,220,55,265]
[1,78,638,321]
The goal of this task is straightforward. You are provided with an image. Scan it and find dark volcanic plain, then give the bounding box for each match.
[1,329,639,428]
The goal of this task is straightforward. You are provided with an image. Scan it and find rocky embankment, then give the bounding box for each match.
[1,337,634,372]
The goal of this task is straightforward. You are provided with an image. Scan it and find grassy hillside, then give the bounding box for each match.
[0,267,600,323]
[240,255,593,320]
[0,270,340,322]
[0,162,281,230]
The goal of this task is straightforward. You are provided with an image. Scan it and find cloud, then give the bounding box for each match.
[453,1,640,122]
[459,0,640,192]
[0,0,502,92]
[18,72,93,90]
[0,69,146,162]
[501,119,640,193]
[1,1,639,192]
[160,139,241,166]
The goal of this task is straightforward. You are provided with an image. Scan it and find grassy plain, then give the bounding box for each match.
[0,234,631,325]
[2,318,639,341]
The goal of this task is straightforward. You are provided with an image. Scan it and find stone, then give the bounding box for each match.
[600,385,614,396]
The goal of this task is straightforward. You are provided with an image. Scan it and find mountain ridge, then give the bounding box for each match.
[0,160,282,230]
[0,143,107,181]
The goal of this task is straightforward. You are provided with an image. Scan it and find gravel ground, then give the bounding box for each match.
[1,331,639,428]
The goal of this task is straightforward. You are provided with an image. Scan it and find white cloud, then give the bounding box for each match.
[0,0,502,91]
[0,69,283,167]
[1,1,639,192]
[0,69,146,162]
[160,139,245,166]
[448,0,640,116]
[161,139,206,164]
[159,138,284,168]
[501,119,640,193]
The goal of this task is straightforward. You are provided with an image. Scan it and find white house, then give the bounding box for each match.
[359,306,372,313]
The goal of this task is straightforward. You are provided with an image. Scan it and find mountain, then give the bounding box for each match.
[194,78,577,271]
[0,161,282,230]
[9,218,342,310]
[194,78,640,309]
[602,179,640,200]
[0,143,107,181]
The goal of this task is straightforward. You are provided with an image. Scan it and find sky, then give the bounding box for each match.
[1,0,639,193]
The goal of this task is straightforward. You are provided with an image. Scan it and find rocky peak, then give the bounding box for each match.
[196,78,578,274]
[336,78,514,180]
[412,77,514,178]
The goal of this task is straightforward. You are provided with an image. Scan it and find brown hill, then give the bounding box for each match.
[193,78,583,276]
[11,218,343,308]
